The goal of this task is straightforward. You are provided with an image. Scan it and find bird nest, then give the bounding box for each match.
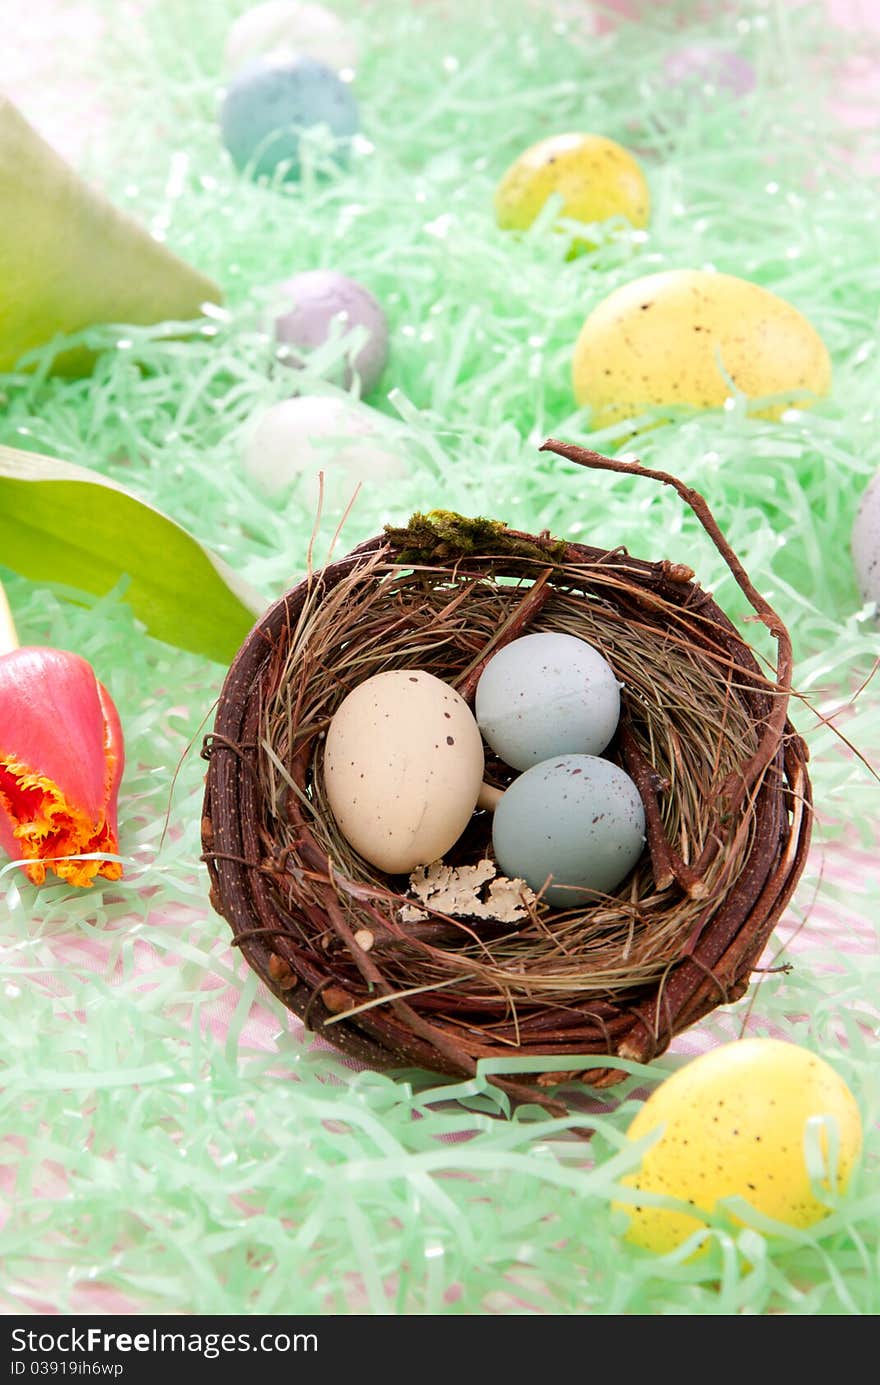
[202,442,812,1115]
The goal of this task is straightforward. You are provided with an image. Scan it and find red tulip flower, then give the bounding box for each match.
[0,589,124,887]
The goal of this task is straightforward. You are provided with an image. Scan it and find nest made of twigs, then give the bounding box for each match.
[202,442,812,1116]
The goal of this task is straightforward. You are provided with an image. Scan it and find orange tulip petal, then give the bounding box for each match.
[0,648,125,889]
[0,756,122,887]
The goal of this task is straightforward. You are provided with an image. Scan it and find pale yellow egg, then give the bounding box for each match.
[572,269,831,426]
[323,670,484,874]
[617,1038,862,1255]
[494,132,650,242]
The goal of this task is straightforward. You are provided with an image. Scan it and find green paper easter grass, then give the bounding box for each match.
[0,0,878,1317]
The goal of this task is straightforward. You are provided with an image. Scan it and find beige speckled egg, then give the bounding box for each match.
[852,468,880,607]
[572,269,831,426]
[323,670,484,873]
[616,1038,862,1255]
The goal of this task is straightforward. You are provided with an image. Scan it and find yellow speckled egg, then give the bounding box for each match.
[494,132,650,242]
[323,670,484,874]
[617,1039,862,1255]
[572,269,831,426]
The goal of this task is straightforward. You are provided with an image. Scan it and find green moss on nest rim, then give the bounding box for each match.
[384,510,568,565]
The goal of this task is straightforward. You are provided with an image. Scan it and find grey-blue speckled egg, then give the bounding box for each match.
[274,269,389,394]
[220,54,359,182]
[492,754,645,907]
[475,631,620,771]
[853,467,880,608]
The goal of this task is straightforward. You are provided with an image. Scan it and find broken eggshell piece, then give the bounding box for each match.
[401,858,536,923]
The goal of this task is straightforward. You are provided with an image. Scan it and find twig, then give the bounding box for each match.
[618,720,708,898]
[539,439,794,815]
[454,567,554,702]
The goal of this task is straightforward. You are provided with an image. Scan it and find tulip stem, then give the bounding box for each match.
[0,580,19,655]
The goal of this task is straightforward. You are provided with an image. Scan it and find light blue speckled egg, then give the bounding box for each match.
[475,631,621,772]
[492,754,645,907]
[220,53,359,182]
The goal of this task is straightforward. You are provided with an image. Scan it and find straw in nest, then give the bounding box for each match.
[202,443,812,1118]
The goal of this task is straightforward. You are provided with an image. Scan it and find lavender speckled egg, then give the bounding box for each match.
[852,468,880,607]
[492,754,646,907]
[225,1,359,74]
[220,53,359,182]
[663,43,756,100]
[274,269,389,395]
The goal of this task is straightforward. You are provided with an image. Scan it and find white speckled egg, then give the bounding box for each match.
[243,395,405,503]
[492,754,645,907]
[225,1,359,74]
[323,670,485,873]
[475,631,620,771]
[852,468,880,607]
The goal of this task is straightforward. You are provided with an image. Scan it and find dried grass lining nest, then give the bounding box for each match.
[202,443,812,1116]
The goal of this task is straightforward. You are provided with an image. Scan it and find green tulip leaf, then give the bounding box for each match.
[0,95,222,376]
[0,444,265,664]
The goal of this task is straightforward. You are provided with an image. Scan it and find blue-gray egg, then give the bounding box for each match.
[492,754,645,907]
[475,631,620,771]
[220,54,359,182]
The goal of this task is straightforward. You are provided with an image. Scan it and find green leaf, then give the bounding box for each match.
[0,444,265,664]
[0,95,222,376]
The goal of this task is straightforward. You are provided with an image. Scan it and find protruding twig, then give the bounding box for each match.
[540,439,793,819]
[455,567,554,703]
[618,720,708,899]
